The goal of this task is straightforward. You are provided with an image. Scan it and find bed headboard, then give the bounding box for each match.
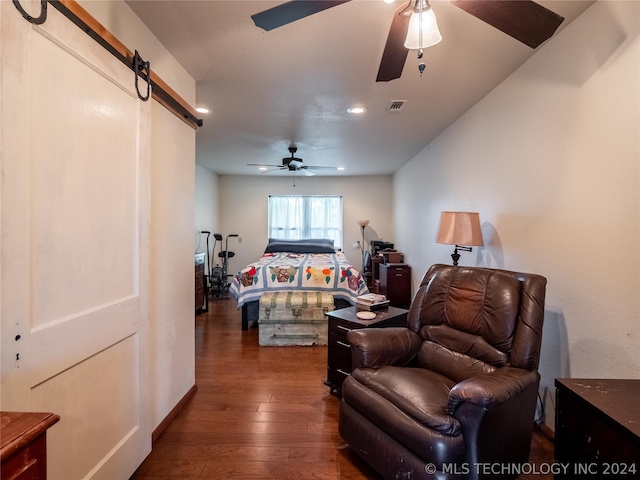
[264,238,335,254]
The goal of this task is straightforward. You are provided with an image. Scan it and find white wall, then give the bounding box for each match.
[219,175,395,279]
[83,0,198,449]
[195,164,220,256]
[393,0,639,429]
[148,102,196,434]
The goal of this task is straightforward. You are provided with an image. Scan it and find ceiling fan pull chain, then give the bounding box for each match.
[417,0,424,76]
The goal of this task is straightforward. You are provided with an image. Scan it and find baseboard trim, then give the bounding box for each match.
[152,384,198,444]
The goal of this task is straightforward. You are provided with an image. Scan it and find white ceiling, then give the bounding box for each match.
[126,0,594,176]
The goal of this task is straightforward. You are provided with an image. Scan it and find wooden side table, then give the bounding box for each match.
[555,378,640,479]
[324,306,409,395]
[1,411,60,480]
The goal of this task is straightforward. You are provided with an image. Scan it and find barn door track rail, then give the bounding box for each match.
[13,0,202,129]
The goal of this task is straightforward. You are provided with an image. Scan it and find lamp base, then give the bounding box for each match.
[451,245,473,266]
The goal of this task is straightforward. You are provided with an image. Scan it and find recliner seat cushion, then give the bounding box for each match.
[342,367,465,464]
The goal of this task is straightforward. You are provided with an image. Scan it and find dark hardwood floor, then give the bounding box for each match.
[131,296,554,479]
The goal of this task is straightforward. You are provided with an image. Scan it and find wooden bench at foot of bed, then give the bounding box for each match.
[241,295,351,330]
[257,291,333,346]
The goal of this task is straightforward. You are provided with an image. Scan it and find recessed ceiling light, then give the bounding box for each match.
[337,167,345,171]
[196,107,210,114]
[259,167,267,171]
[347,106,367,114]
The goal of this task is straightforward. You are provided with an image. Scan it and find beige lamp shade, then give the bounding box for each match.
[436,212,483,246]
[357,220,370,227]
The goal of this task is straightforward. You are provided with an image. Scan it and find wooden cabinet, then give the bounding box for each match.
[1,412,60,480]
[195,253,206,313]
[324,306,408,395]
[379,263,412,308]
[365,253,404,291]
[365,255,383,290]
[555,378,640,479]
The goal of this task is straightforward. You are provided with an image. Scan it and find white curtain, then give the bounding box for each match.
[268,196,343,247]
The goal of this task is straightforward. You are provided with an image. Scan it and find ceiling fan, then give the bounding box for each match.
[250,0,565,82]
[248,146,338,176]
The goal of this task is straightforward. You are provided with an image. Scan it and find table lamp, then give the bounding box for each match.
[436,211,483,266]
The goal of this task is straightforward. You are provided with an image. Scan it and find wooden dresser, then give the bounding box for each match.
[1,411,60,480]
[378,263,412,308]
[555,378,639,479]
[195,253,206,313]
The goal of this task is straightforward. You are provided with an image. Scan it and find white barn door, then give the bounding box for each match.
[1,2,150,478]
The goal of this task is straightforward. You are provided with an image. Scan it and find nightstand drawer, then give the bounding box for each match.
[324,306,409,395]
[330,319,359,337]
[329,331,352,352]
[327,347,353,389]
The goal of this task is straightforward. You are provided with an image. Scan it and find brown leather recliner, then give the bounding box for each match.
[339,264,547,480]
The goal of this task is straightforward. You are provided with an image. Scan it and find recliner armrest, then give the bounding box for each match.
[347,327,422,370]
[447,366,539,413]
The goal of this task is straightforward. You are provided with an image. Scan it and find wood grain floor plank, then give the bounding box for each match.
[130,297,554,480]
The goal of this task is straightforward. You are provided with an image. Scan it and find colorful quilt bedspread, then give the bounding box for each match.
[230,252,369,307]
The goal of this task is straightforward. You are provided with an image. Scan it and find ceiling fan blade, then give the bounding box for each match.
[262,167,287,174]
[251,0,352,31]
[307,166,338,171]
[451,0,564,49]
[376,3,411,82]
[298,168,315,176]
[247,163,282,167]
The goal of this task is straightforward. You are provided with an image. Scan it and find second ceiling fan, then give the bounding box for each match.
[248,146,337,176]
[251,0,565,82]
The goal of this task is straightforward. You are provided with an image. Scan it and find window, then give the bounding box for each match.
[268,195,343,248]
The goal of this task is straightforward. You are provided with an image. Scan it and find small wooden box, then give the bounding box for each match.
[382,251,404,264]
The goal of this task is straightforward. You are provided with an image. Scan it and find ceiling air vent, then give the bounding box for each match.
[386,100,407,113]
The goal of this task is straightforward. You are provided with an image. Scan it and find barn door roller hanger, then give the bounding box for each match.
[13,0,47,24]
[12,0,202,129]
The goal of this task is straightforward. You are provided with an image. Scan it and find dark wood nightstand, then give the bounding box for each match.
[554,378,640,479]
[379,263,412,308]
[324,306,409,395]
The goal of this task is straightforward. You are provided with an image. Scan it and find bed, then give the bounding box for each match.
[230,238,369,329]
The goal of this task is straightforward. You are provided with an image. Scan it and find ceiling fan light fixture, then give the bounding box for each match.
[404,2,442,50]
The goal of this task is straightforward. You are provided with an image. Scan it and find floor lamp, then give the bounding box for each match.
[357,219,369,272]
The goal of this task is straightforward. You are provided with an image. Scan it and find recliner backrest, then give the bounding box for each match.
[408,264,547,380]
